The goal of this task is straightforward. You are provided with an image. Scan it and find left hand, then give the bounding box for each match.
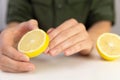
[45,19,93,56]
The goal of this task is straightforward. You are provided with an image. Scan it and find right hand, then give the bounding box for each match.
[0,19,38,72]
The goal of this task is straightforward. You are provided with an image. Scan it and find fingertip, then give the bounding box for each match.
[16,62,35,72]
[27,64,35,71]
[27,19,39,30]
[64,50,71,56]
[47,28,55,34]
[15,49,30,61]
[48,50,57,56]
[44,47,49,54]
[19,54,30,61]
[28,19,38,25]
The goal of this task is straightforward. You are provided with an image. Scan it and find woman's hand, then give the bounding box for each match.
[46,19,93,56]
[0,20,38,72]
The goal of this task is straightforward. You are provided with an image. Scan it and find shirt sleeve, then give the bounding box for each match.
[85,0,115,28]
[6,0,34,24]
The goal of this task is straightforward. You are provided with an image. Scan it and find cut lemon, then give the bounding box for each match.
[96,33,120,61]
[18,29,49,58]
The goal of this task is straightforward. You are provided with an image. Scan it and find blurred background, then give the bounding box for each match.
[0,0,119,34]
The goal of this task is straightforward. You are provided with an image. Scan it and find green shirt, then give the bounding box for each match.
[7,0,115,31]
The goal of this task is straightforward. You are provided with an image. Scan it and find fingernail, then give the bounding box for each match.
[49,50,56,56]
[28,65,35,71]
[44,47,49,54]
[64,51,71,56]
[20,55,30,61]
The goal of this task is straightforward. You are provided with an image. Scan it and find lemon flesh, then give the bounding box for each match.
[18,29,49,58]
[96,33,120,61]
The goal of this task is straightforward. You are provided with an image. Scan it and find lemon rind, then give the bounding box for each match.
[18,29,49,58]
[96,33,120,60]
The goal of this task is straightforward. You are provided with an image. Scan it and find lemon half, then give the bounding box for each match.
[96,33,120,61]
[18,29,49,58]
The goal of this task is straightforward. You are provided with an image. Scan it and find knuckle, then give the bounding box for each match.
[59,31,67,37]
[61,41,70,49]
[60,28,72,38]
[29,19,38,23]
[78,23,86,30]
[53,37,65,46]
[70,18,78,24]
[75,24,82,30]
[65,18,78,25]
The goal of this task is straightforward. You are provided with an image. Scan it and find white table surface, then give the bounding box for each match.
[0,48,120,80]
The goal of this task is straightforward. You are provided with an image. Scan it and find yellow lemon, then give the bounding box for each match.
[18,29,49,58]
[96,33,120,61]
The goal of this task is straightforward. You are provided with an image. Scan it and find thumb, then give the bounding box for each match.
[17,19,39,33]
[15,19,39,40]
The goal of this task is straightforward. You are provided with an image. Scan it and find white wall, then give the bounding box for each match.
[0,0,120,34]
[0,0,8,30]
[112,0,120,34]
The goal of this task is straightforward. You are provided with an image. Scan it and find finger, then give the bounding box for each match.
[1,62,35,73]
[48,31,87,56]
[15,19,39,38]
[43,28,55,54]
[44,47,50,54]
[64,40,89,56]
[48,19,78,41]
[3,46,29,61]
[19,19,39,31]
[45,19,77,54]
[0,60,1,68]
[0,54,35,72]
[48,23,85,50]
[47,28,55,34]
[27,19,39,29]
[0,65,19,73]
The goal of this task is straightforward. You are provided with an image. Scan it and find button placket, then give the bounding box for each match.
[53,0,65,26]
[55,0,64,9]
[57,4,63,8]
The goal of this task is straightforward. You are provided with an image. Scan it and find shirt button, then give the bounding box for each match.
[57,4,63,8]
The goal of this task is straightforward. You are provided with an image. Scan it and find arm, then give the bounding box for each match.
[88,21,112,44]
[7,0,34,24]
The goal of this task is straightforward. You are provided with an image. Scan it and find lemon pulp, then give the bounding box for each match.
[18,29,49,58]
[96,33,120,61]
